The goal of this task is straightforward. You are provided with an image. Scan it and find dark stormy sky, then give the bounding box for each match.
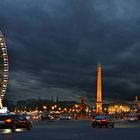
[0,0,140,102]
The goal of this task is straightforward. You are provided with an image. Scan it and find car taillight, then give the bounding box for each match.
[4,119,12,123]
[101,119,107,122]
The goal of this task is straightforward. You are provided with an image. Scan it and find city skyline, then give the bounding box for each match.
[1,0,140,101]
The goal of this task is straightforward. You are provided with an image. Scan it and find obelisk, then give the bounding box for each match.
[96,62,102,115]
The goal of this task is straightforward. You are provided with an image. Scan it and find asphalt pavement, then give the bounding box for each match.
[0,119,140,140]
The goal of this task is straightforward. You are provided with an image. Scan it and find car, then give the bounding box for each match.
[136,114,140,120]
[0,113,32,132]
[31,112,41,121]
[41,113,54,120]
[59,114,71,120]
[21,113,31,120]
[32,115,40,120]
[128,115,138,122]
[91,115,115,128]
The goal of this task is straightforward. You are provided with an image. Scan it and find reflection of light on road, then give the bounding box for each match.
[16,128,25,132]
[1,128,25,133]
[2,129,12,134]
[115,122,140,128]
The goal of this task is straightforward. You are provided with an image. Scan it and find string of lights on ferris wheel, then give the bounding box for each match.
[0,31,9,100]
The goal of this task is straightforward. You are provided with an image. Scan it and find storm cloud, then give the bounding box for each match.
[1,0,140,101]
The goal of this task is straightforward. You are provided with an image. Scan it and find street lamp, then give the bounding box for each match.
[75,104,78,120]
[75,104,78,108]
[43,105,47,112]
[52,106,54,110]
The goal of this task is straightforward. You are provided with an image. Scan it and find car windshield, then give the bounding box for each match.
[0,114,22,120]
[104,116,110,119]
[95,116,110,120]
[0,116,7,120]
[61,115,67,117]
[95,116,104,120]
[0,115,12,120]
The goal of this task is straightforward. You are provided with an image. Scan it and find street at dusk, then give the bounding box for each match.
[0,120,140,140]
[1,0,140,139]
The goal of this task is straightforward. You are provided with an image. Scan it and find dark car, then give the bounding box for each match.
[59,114,71,120]
[41,112,54,120]
[91,115,115,128]
[136,114,140,120]
[0,113,32,132]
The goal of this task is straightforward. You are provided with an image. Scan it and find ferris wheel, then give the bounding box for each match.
[0,31,9,101]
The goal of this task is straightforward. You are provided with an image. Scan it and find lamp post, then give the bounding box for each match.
[43,106,47,112]
[52,106,54,110]
[115,105,118,119]
[120,106,123,118]
[75,104,78,120]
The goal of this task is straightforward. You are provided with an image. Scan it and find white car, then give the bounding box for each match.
[128,116,138,122]
[59,115,71,120]
[0,107,8,114]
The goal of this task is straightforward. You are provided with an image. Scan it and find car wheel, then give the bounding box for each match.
[26,124,32,130]
[106,124,108,128]
[11,125,16,132]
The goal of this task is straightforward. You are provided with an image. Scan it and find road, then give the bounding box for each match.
[0,119,140,140]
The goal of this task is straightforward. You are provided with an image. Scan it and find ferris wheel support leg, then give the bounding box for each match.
[0,99,3,109]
